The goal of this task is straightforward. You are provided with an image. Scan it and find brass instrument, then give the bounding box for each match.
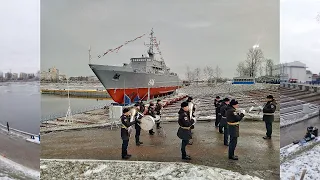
[128,107,137,134]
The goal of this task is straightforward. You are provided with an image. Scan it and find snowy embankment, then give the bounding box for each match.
[0,155,40,180]
[280,143,320,180]
[41,159,263,180]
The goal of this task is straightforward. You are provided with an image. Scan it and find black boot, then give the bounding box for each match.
[263,136,271,139]
[228,156,238,160]
[149,129,155,135]
[182,155,191,160]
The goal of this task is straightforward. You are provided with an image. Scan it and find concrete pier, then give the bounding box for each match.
[41,89,111,98]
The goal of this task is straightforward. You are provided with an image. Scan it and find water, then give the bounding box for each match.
[41,95,113,121]
[0,82,40,134]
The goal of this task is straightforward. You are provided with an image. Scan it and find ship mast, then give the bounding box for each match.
[145,28,156,59]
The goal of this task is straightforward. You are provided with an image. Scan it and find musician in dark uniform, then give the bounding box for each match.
[262,95,276,139]
[146,102,156,135]
[214,96,221,127]
[177,101,195,160]
[134,103,143,146]
[154,99,162,129]
[139,100,146,114]
[220,98,230,146]
[226,99,245,160]
[217,99,223,133]
[185,96,195,145]
[121,108,137,159]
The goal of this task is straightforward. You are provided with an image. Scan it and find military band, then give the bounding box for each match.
[118,94,275,161]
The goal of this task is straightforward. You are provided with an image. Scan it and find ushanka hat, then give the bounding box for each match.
[267,95,274,99]
[181,101,189,107]
[230,99,238,106]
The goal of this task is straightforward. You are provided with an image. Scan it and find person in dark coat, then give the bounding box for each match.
[6,122,9,133]
[262,95,276,139]
[133,103,143,146]
[214,96,221,127]
[146,102,156,135]
[154,99,162,129]
[216,99,223,134]
[220,98,230,146]
[226,99,245,160]
[121,108,137,159]
[139,101,146,114]
[177,101,195,160]
[185,96,196,145]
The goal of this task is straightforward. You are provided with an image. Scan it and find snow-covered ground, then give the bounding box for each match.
[280,144,320,180]
[40,159,263,180]
[0,155,39,180]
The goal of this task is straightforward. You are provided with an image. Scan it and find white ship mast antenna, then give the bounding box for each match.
[65,77,73,123]
[88,46,92,64]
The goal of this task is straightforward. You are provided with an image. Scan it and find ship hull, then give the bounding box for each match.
[89,64,181,104]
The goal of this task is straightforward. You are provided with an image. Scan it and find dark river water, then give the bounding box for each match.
[0,82,40,134]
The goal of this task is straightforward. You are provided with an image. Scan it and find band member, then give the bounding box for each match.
[177,101,195,160]
[226,99,244,160]
[121,108,136,159]
[139,100,146,114]
[185,96,195,145]
[185,96,196,118]
[214,96,221,127]
[263,95,276,139]
[146,102,156,135]
[220,98,230,146]
[134,103,143,146]
[155,99,162,129]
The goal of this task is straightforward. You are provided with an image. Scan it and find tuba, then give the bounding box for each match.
[188,102,196,125]
[128,107,137,134]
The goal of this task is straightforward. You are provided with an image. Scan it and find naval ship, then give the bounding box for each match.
[89,29,182,104]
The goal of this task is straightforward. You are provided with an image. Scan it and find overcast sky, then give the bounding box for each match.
[41,0,279,79]
[281,0,320,74]
[0,0,39,74]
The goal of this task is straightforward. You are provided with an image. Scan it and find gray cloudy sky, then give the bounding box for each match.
[41,0,279,79]
[0,0,39,74]
[281,0,320,74]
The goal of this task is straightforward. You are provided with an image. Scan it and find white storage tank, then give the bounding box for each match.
[302,103,310,114]
[109,105,123,120]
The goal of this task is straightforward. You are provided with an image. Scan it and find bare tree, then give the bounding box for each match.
[203,66,209,81]
[236,62,246,76]
[259,63,264,77]
[207,66,214,83]
[186,66,194,82]
[265,59,274,76]
[245,47,264,77]
[194,68,201,84]
[213,65,222,84]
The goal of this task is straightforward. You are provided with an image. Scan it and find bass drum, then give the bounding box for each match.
[140,115,155,131]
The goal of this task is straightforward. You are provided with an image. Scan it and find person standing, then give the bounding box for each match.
[177,102,195,160]
[217,99,223,133]
[220,98,230,146]
[226,99,245,160]
[154,99,162,129]
[6,122,9,133]
[146,102,156,135]
[121,108,137,159]
[214,96,221,127]
[133,103,143,146]
[262,95,276,139]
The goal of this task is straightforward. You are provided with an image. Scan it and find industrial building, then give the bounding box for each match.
[274,61,307,83]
